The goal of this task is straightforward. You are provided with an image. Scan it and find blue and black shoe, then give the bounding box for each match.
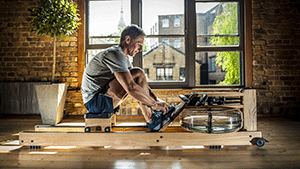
[146,104,176,132]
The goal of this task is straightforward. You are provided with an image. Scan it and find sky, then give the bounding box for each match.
[89,0,219,36]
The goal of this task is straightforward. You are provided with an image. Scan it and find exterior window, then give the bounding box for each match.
[209,57,216,72]
[162,19,169,28]
[195,1,243,86]
[174,38,180,48]
[156,68,173,80]
[174,16,180,27]
[195,52,237,85]
[156,68,164,80]
[143,0,185,84]
[165,68,173,80]
[85,0,247,88]
[144,68,149,78]
[180,68,185,81]
[162,38,169,45]
[86,0,130,63]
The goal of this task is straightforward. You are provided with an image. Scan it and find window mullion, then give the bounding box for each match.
[196,46,242,52]
[85,0,89,65]
[132,0,143,67]
[185,0,196,87]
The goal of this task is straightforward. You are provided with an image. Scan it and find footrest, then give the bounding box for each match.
[84,112,116,133]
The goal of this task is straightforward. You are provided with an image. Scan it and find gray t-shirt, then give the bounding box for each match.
[81,45,132,103]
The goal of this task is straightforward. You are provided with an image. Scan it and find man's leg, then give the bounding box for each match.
[105,67,153,123]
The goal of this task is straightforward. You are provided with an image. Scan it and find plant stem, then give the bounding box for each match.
[52,36,56,83]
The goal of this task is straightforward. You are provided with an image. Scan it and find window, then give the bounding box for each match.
[156,68,164,80]
[84,0,248,88]
[180,68,185,81]
[209,56,216,72]
[156,68,173,80]
[195,1,244,86]
[162,38,169,45]
[174,16,180,27]
[144,68,149,78]
[143,0,185,84]
[174,38,180,48]
[86,0,130,63]
[162,19,169,28]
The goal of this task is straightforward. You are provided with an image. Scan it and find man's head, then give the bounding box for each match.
[120,25,146,57]
[120,25,146,43]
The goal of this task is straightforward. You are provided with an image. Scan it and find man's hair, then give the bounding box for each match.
[120,24,146,43]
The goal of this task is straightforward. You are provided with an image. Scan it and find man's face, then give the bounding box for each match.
[126,35,145,57]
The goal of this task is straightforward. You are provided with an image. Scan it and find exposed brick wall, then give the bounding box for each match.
[252,0,300,117]
[0,0,79,87]
[0,0,84,115]
[1,0,299,118]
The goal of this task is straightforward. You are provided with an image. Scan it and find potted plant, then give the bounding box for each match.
[28,0,81,125]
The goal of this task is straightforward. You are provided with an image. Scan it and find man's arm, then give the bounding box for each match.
[149,86,165,102]
[114,71,168,113]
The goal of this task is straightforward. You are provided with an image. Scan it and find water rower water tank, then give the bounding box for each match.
[180,111,243,134]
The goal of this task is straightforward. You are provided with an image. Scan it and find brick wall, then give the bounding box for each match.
[252,0,300,117]
[0,0,84,115]
[1,0,299,118]
[0,0,79,86]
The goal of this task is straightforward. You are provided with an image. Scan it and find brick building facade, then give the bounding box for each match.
[0,0,299,118]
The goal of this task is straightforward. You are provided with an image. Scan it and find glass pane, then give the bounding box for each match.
[196,2,239,47]
[195,51,240,85]
[142,0,185,35]
[89,0,130,44]
[143,37,185,82]
[142,0,185,82]
[89,38,120,45]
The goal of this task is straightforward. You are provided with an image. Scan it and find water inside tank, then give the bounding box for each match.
[180,110,242,133]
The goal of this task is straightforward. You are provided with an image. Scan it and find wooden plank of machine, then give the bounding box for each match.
[19,131,262,147]
[243,89,257,131]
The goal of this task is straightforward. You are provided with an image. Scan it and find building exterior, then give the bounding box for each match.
[146,4,226,84]
[143,42,185,82]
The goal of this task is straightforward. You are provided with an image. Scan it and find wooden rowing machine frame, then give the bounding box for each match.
[19,89,266,148]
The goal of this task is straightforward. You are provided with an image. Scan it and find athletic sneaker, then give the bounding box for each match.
[146,104,176,132]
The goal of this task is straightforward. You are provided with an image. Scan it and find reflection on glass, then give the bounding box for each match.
[195,51,240,85]
[142,0,185,82]
[196,2,239,47]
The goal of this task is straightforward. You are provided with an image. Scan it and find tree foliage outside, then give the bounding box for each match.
[210,3,240,85]
[29,0,81,82]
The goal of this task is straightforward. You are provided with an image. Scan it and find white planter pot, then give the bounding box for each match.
[35,83,67,125]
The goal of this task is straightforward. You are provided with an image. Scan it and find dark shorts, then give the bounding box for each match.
[84,84,119,114]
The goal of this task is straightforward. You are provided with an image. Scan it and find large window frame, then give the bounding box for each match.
[79,0,252,89]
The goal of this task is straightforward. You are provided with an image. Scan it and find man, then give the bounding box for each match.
[81,25,173,131]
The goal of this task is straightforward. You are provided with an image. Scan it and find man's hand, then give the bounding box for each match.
[153,102,169,115]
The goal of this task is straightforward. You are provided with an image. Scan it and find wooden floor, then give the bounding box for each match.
[0,114,299,169]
